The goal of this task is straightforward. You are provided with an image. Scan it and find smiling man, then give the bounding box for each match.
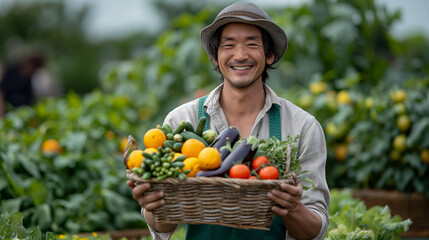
[128,2,330,240]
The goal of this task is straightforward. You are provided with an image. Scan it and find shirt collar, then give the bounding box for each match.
[204,83,281,115]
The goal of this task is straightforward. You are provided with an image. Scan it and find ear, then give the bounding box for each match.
[266,52,275,65]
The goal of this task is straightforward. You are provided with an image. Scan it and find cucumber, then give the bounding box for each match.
[174,154,186,162]
[195,116,206,136]
[142,172,152,180]
[166,133,174,140]
[163,140,175,149]
[173,142,183,152]
[171,161,185,168]
[161,124,173,134]
[173,121,186,134]
[181,131,209,146]
[142,152,153,160]
[184,122,195,133]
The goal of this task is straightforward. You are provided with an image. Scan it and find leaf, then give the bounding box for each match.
[18,154,41,178]
[31,204,52,230]
[407,118,429,145]
[62,131,87,152]
[0,198,23,214]
[0,153,25,196]
[28,180,49,206]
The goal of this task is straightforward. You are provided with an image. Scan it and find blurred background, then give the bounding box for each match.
[1,0,428,95]
[1,0,429,238]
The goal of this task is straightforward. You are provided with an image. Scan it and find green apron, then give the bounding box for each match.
[185,96,286,240]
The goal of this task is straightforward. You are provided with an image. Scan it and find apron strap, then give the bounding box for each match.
[198,95,211,132]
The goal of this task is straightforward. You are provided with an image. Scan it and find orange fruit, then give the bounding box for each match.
[298,94,314,109]
[364,97,374,109]
[390,89,407,103]
[127,150,144,169]
[397,115,411,132]
[393,134,407,152]
[144,147,158,155]
[143,128,166,149]
[172,153,182,162]
[393,103,407,115]
[335,144,348,162]
[41,139,62,154]
[309,81,327,95]
[198,147,221,170]
[336,90,352,105]
[421,149,429,164]
[181,139,206,158]
[119,137,128,153]
[182,157,200,177]
[105,130,115,140]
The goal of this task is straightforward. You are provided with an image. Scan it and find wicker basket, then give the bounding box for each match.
[124,135,295,230]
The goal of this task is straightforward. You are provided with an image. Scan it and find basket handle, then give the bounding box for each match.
[285,143,298,186]
[285,143,291,174]
[123,135,139,168]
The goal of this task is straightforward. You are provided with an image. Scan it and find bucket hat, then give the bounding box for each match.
[200,2,288,63]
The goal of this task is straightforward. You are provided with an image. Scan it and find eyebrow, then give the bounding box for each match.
[220,35,262,42]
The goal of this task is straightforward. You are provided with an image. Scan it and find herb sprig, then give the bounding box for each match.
[254,135,315,190]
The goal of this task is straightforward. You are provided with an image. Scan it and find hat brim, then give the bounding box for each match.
[200,15,288,63]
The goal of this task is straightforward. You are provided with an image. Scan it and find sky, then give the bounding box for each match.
[1,0,429,41]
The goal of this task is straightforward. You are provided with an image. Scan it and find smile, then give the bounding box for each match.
[231,65,252,70]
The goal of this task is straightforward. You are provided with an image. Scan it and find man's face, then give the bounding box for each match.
[215,22,274,89]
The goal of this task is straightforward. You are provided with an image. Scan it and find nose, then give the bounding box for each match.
[233,44,248,61]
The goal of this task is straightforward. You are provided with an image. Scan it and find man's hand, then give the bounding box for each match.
[127,180,165,211]
[267,182,304,216]
[127,180,177,233]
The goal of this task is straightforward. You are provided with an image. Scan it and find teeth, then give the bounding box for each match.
[232,66,251,70]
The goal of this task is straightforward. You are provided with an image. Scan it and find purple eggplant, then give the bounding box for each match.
[210,126,240,150]
[196,138,257,177]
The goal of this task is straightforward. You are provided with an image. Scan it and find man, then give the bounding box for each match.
[128,2,330,239]
[0,53,44,118]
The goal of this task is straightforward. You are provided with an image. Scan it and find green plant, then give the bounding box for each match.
[0,91,148,233]
[327,189,412,240]
[0,211,56,240]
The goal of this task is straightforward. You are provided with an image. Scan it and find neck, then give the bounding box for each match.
[219,82,266,137]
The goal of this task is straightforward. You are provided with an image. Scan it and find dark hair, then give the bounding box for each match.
[208,24,276,83]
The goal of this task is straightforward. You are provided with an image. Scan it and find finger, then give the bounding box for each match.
[127,180,135,190]
[132,183,151,197]
[144,199,166,212]
[271,205,289,216]
[280,183,302,197]
[267,191,294,208]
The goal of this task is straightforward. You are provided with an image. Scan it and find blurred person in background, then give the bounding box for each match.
[0,50,63,118]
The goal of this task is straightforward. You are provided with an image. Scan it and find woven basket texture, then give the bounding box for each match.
[124,135,295,230]
[127,170,293,230]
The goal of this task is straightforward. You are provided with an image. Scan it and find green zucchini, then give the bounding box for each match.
[163,140,175,149]
[184,122,195,133]
[161,124,173,134]
[173,142,183,152]
[180,131,209,146]
[195,116,206,136]
[173,121,186,134]
[174,154,186,162]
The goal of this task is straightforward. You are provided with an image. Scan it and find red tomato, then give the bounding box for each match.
[248,176,257,179]
[252,156,269,172]
[259,166,279,180]
[229,164,251,179]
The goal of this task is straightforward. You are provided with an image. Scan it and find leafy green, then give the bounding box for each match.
[326,189,412,240]
[253,135,315,190]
